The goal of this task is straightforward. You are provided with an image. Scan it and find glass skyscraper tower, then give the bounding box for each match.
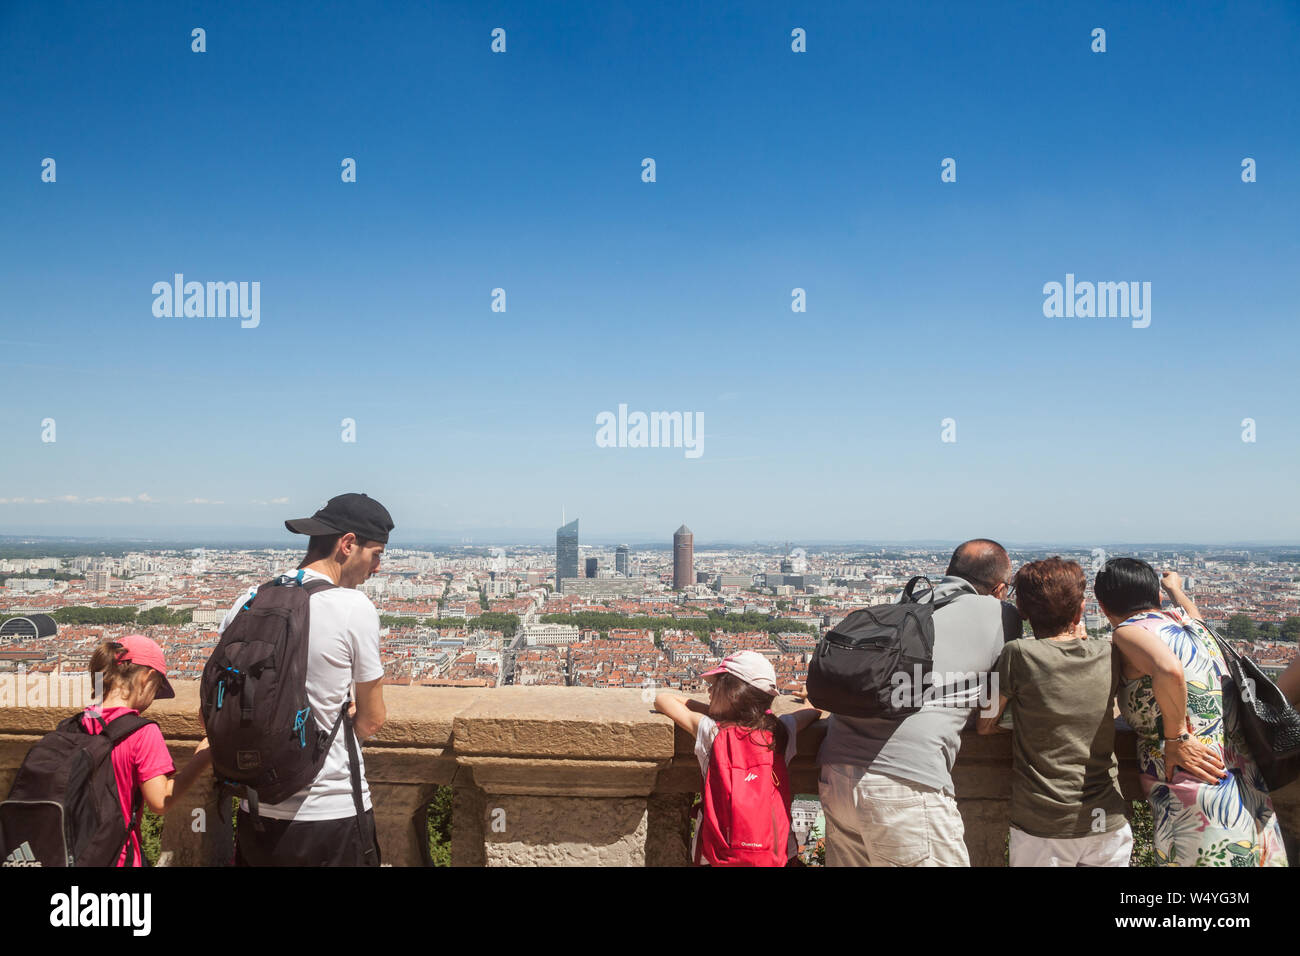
[555,519,579,590]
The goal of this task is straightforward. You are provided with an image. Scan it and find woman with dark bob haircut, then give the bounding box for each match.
[1098,557,1287,866]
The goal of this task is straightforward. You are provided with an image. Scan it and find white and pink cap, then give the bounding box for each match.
[701,650,777,695]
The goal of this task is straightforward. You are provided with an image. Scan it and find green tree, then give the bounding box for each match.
[1129,801,1155,867]
[1281,616,1300,643]
[425,786,453,866]
[468,612,519,639]
[538,609,815,641]
[52,606,138,626]
[137,606,169,627]
[1224,613,1257,643]
[136,606,192,627]
[141,809,164,865]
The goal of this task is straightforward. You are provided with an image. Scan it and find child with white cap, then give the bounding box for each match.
[656,650,821,866]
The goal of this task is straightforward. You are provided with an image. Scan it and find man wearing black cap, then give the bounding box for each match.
[217,493,394,866]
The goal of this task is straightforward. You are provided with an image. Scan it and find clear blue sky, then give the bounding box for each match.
[2,1,1298,545]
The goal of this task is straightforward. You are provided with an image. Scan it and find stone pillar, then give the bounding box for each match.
[952,733,1013,866]
[646,791,693,866]
[450,687,674,867]
[364,746,457,867]
[156,742,222,866]
[450,769,487,867]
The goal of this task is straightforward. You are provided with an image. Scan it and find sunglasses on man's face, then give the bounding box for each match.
[985,579,1015,599]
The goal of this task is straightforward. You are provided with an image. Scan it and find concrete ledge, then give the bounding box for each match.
[2,681,1296,866]
[452,686,673,760]
[460,756,666,797]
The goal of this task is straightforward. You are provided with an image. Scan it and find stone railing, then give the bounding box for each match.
[2,682,1297,865]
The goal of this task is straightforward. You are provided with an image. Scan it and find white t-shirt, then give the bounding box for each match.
[218,568,384,821]
[693,714,800,863]
[694,714,799,778]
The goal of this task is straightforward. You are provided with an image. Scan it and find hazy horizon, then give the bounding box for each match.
[3,528,1299,553]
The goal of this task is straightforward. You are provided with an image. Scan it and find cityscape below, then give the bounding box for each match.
[3,526,1297,694]
[5,527,1298,860]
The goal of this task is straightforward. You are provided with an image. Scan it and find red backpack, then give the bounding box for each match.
[695,723,793,867]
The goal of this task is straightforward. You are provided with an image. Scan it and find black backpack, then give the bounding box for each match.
[806,576,937,719]
[1201,619,1300,791]
[201,572,348,815]
[1,711,152,867]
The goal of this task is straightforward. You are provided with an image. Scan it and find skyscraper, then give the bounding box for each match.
[585,557,599,578]
[673,524,693,590]
[555,519,579,590]
[615,544,630,577]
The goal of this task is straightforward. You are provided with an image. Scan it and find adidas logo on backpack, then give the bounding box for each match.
[3,841,41,866]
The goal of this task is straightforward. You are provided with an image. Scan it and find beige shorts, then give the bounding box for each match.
[818,763,970,867]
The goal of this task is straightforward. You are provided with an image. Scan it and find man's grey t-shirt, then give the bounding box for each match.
[816,576,1016,795]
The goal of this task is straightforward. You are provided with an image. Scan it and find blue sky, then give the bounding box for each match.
[2,1,1298,545]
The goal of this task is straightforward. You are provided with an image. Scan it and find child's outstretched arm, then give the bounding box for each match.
[140,738,213,814]
[654,692,705,737]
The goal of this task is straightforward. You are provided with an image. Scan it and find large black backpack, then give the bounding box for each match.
[806,576,937,719]
[1,711,152,867]
[1201,618,1300,791]
[201,572,347,815]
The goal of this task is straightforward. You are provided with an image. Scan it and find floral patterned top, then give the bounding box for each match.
[1116,608,1287,866]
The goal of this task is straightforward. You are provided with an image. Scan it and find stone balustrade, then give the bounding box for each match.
[1,681,1296,866]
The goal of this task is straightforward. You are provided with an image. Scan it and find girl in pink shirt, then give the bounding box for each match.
[81,635,211,867]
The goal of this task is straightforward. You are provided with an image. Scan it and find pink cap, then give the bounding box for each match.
[115,634,175,699]
[701,650,777,695]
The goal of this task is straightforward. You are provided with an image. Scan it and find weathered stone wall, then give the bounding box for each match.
[1,682,1296,866]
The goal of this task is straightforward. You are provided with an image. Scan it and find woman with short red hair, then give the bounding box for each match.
[978,557,1132,866]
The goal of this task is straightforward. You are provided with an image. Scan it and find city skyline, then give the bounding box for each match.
[10,528,1300,552]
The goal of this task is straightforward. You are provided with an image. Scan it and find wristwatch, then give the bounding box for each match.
[1163,732,1192,743]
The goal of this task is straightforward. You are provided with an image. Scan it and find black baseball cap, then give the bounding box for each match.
[285,493,395,544]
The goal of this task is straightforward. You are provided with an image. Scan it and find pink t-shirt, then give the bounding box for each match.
[80,706,174,867]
